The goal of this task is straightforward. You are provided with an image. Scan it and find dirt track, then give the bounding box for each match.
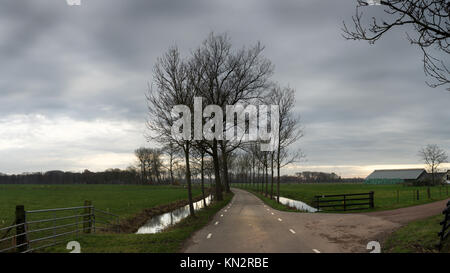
[362,198,450,225]
[183,188,449,253]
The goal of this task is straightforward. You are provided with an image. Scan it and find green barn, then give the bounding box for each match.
[365,169,427,185]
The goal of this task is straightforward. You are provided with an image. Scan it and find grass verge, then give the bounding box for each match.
[383,213,450,253]
[43,192,234,253]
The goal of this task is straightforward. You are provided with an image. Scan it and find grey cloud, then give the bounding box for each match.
[0,0,448,175]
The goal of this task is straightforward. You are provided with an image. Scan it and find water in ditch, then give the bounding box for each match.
[136,195,213,234]
[277,196,318,212]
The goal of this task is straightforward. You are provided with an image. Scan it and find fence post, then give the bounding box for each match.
[427,187,431,199]
[83,200,92,233]
[369,191,374,209]
[343,195,346,211]
[315,196,320,210]
[52,211,56,244]
[93,206,96,234]
[417,190,420,201]
[15,205,28,252]
[76,214,79,238]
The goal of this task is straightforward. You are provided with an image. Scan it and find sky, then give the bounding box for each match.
[0,0,449,177]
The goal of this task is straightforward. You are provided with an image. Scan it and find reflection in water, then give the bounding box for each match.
[277,196,318,212]
[136,195,213,234]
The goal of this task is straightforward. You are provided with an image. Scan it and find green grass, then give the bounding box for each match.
[43,193,234,253]
[0,184,202,229]
[234,183,450,212]
[383,213,450,253]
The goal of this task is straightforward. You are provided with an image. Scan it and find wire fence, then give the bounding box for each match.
[0,201,119,253]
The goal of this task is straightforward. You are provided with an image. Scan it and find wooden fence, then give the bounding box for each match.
[314,192,374,211]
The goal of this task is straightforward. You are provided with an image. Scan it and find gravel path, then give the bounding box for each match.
[362,198,450,225]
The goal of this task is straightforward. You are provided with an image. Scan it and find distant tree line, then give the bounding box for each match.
[228,169,363,184]
[0,169,140,185]
[296,171,341,183]
[296,171,364,183]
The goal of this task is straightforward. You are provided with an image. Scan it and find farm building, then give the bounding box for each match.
[418,170,450,184]
[365,168,427,184]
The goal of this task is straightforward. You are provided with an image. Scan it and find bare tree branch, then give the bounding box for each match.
[342,0,450,90]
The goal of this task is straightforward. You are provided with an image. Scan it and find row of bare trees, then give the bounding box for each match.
[145,33,303,216]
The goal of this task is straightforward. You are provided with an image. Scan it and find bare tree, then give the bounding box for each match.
[146,46,196,216]
[134,147,147,184]
[268,85,304,202]
[146,148,163,184]
[418,144,448,184]
[162,141,180,185]
[191,146,208,207]
[342,0,450,90]
[188,32,273,199]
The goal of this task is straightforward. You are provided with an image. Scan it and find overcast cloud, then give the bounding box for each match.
[0,0,448,177]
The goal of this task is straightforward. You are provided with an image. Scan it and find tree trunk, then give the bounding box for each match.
[277,147,281,203]
[270,152,274,199]
[257,166,261,192]
[252,158,255,190]
[184,142,195,216]
[155,161,161,184]
[265,153,268,196]
[212,139,223,201]
[169,155,175,185]
[141,163,145,185]
[201,152,206,207]
[432,166,435,185]
[220,142,231,193]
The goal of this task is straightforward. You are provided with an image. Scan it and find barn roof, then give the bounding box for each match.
[366,169,426,180]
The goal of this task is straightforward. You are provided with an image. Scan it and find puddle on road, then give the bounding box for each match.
[136,195,213,234]
[277,196,318,212]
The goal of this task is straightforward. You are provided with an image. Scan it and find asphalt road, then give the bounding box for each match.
[183,188,450,253]
[183,188,402,253]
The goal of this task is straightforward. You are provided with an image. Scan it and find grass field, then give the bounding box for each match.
[0,184,202,229]
[43,193,234,253]
[234,183,450,212]
[0,184,234,253]
[383,213,450,253]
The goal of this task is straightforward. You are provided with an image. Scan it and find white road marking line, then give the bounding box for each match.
[266,209,270,211]
[215,221,219,225]
[289,229,296,234]
[313,249,320,253]
[220,214,224,217]
[271,212,274,215]
[207,233,212,239]
[278,218,282,222]
[224,210,227,212]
